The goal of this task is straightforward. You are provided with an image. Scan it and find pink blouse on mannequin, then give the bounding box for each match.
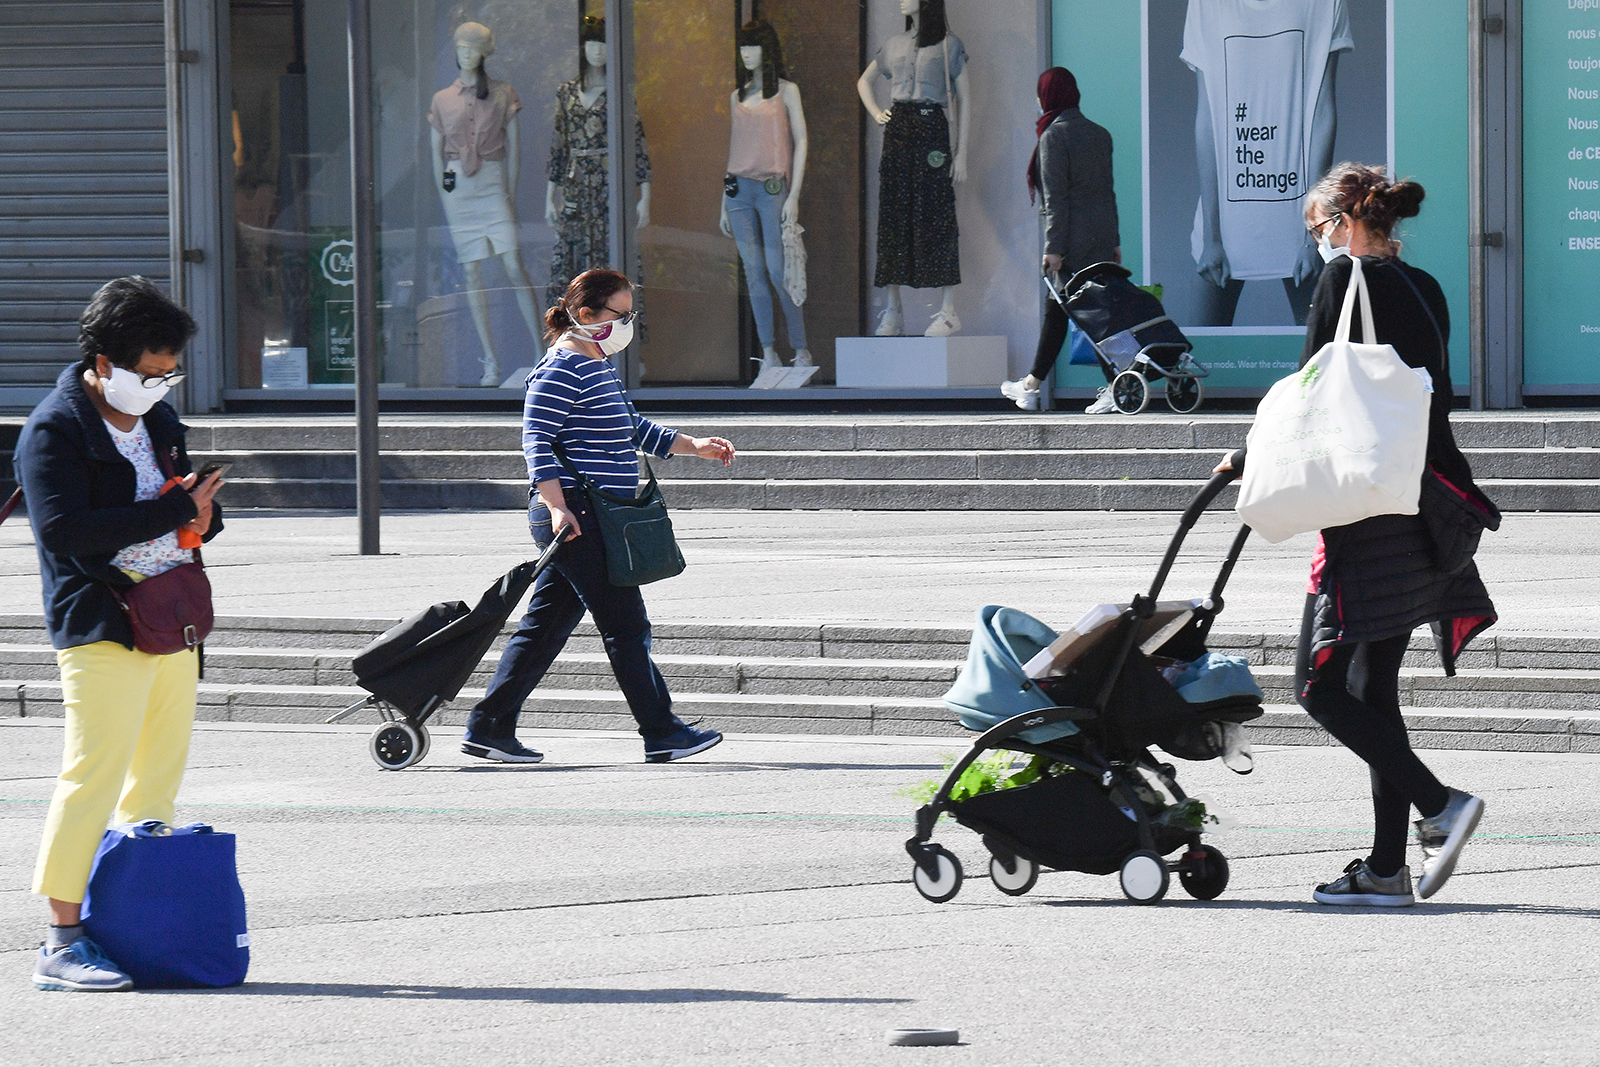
[726,93,792,182]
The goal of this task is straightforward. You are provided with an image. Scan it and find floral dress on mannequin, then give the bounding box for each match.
[545,79,651,314]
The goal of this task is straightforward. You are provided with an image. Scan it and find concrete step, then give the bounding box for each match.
[2,681,1595,754]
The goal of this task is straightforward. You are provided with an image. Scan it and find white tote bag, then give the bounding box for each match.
[1235,256,1431,544]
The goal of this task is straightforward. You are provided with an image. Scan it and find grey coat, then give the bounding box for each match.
[1038,108,1119,272]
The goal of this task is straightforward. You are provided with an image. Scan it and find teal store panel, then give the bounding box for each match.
[1524,1,1600,387]
[1051,0,1469,393]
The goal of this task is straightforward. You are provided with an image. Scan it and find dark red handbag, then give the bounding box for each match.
[117,558,214,655]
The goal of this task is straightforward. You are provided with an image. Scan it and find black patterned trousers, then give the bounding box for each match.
[874,102,961,289]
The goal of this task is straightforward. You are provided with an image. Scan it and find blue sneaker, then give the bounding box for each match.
[34,937,133,992]
[461,735,545,764]
[644,721,723,763]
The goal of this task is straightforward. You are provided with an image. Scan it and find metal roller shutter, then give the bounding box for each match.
[0,0,169,409]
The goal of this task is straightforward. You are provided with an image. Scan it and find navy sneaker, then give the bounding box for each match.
[34,938,133,992]
[461,735,545,764]
[644,721,723,763]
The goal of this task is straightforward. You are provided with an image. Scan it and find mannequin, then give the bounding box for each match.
[545,16,651,310]
[718,20,813,377]
[428,22,545,386]
[856,0,971,338]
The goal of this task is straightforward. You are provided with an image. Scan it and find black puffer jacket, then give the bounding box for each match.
[1297,256,1496,675]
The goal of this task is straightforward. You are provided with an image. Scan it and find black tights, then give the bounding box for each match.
[1294,595,1450,877]
[1030,299,1115,384]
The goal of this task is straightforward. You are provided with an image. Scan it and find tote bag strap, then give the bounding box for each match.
[1333,255,1378,345]
[1385,260,1450,372]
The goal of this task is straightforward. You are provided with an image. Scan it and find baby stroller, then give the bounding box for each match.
[907,467,1261,904]
[325,536,564,770]
[1049,261,1207,414]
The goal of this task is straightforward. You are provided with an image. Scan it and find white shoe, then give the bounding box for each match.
[999,379,1040,411]
[925,310,961,337]
[1085,386,1116,414]
[792,348,815,368]
[479,364,500,387]
[874,308,903,336]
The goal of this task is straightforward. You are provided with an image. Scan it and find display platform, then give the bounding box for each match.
[834,336,1007,389]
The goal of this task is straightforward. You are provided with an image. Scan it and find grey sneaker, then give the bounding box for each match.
[34,937,133,991]
[1312,858,1415,907]
[999,379,1040,411]
[1085,386,1116,414]
[1416,788,1485,899]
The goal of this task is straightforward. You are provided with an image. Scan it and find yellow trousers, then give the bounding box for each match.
[33,641,198,903]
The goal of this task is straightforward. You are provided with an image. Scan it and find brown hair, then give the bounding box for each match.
[1306,163,1426,248]
[543,268,632,343]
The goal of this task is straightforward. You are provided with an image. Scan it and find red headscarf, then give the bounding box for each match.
[1027,67,1081,203]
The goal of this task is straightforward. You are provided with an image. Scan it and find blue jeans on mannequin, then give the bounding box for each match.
[466,495,680,742]
[725,176,807,349]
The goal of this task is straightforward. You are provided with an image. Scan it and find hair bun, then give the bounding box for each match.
[1387,180,1425,219]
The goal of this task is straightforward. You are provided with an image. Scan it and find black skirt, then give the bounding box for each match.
[874,102,961,289]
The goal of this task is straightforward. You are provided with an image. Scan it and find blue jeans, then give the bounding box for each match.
[725,176,807,349]
[467,495,680,742]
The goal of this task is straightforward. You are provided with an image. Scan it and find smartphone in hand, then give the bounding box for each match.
[194,462,232,483]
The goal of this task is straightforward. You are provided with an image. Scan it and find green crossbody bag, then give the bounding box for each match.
[551,392,686,587]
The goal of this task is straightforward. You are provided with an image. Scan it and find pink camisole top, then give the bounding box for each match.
[726,90,792,182]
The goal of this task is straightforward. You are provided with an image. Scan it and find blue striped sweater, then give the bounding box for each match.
[523,348,677,497]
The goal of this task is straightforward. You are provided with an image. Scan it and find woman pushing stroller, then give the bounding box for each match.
[1220,164,1496,906]
[462,268,736,765]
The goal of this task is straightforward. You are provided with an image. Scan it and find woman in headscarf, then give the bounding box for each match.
[1000,67,1122,412]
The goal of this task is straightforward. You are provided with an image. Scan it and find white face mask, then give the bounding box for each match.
[1317,232,1351,264]
[99,366,172,416]
[571,315,635,356]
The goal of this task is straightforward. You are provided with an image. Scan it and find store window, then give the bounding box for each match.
[226,0,1047,396]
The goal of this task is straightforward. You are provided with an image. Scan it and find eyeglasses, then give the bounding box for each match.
[1306,213,1343,240]
[135,370,186,388]
[598,303,637,326]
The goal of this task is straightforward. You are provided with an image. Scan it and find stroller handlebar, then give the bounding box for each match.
[1143,465,1246,606]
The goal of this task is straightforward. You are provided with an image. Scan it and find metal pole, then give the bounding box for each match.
[163,0,187,411]
[1467,0,1487,411]
[604,0,639,385]
[349,0,381,553]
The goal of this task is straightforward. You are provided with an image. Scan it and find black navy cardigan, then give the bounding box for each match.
[13,364,224,650]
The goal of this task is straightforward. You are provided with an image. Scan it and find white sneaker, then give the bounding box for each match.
[999,379,1040,411]
[925,310,961,337]
[792,348,816,368]
[478,364,500,387]
[874,308,903,336]
[1085,386,1116,414]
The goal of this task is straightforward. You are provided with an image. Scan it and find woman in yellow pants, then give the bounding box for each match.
[13,277,224,991]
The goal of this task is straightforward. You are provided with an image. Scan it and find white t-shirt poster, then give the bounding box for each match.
[1183,0,1353,281]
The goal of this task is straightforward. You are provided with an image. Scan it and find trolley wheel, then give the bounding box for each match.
[1178,844,1230,900]
[415,724,431,765]
[911,847,964,903]
[989,854,1039,897]
[1119,849,1170,904]
[1165,374,1204,414]
[1111,370,1150,414]
[370,721,422,771]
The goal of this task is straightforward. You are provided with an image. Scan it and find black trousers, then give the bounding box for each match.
[1294,595,1450,876]
[1030,298,1115,383]
[874,102,960,289]
[467,496,680,743]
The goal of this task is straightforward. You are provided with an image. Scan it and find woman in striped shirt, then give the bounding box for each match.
[463,269,736,765]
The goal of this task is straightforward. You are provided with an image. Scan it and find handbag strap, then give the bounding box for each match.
[1333,255,1378,345]
[1384,260,1450,375]
[0,486,20,526]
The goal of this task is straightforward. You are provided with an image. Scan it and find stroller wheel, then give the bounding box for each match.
[1119,850,1170,904]
[911,847,963,903]
[989,854,1038,897]
[1110,370,1149,414]
[370,721,422,771]
[1178,844,1230,900]
[1165,374,1204,414]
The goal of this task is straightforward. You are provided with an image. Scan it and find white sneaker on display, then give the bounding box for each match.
[874,308,903,336]
[925,310,961,337]
[792,348,816,367]
[479,362,500,387]
[999,379,1040,411]
[1085,386,1117,414]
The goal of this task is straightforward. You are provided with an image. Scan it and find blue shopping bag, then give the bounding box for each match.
[1066,320,1101,366]
[81,821,250,988]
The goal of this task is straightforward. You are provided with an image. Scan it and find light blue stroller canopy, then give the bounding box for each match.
[943,605,1079,744]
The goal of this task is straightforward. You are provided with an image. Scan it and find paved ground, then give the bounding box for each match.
[2,721,1597,1065]
[1,508,1590,633]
